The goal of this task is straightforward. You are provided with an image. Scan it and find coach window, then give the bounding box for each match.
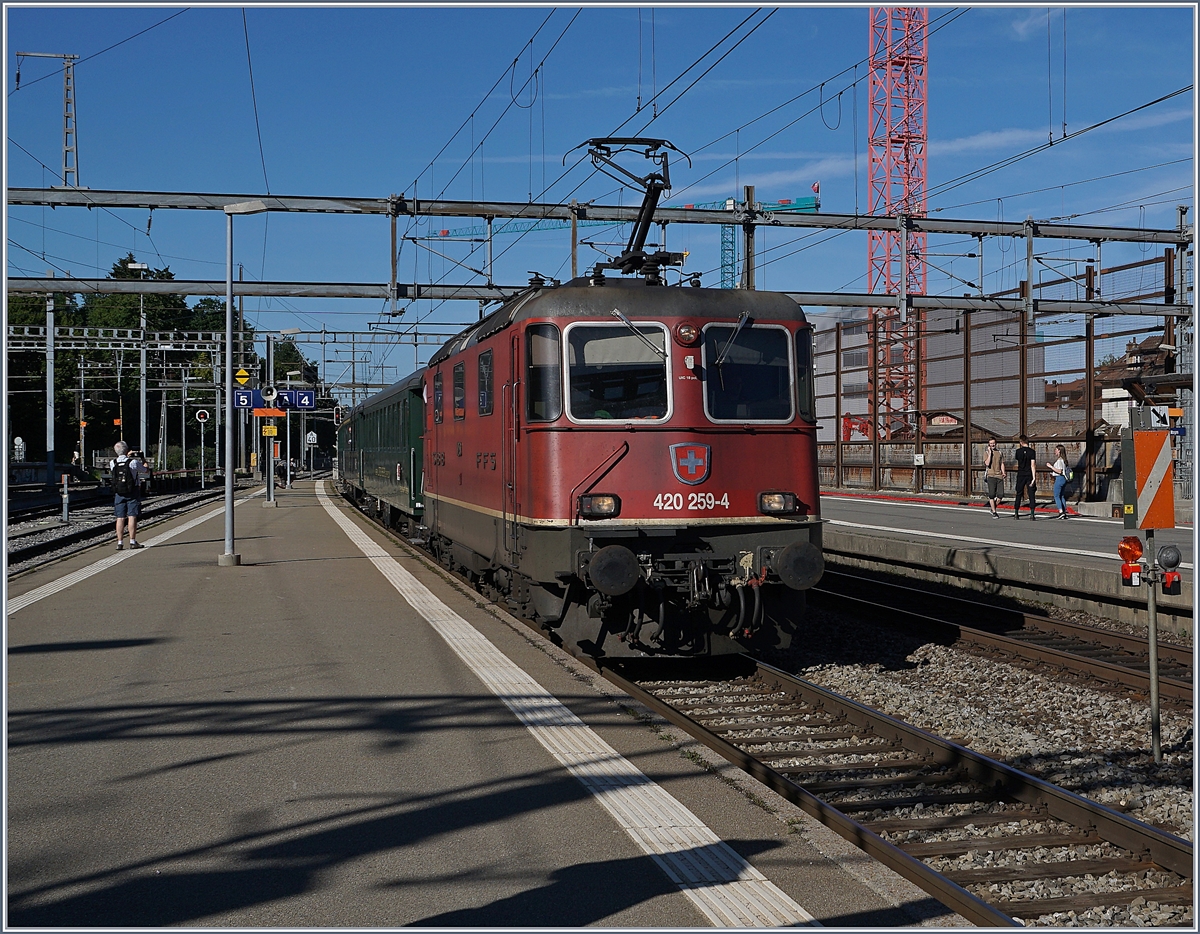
[795,328,816,422]
[566,322,669,421]
[478,349,494,415]
[526,324,562,421]
[433,371,444,424]
[453,363,466,420]
[702,322,794,422]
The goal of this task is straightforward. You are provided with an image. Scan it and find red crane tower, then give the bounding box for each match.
[867,8,928,440]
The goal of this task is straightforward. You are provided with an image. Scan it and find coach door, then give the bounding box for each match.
[501,331,521,562]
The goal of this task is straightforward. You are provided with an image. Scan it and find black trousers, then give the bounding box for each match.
[1013,475,1036,514]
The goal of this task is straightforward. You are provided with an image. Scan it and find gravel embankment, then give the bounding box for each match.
[764,604,1193,928]
[6,487,233,576]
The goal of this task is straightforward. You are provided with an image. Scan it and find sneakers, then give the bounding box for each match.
[129,541,144,549]
[1012,512,1020,519]
[116,543,124,550]
[1058,512,1068,520]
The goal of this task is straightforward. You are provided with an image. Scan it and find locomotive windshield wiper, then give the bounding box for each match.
[713,311,750,388]
[610,308,665,358]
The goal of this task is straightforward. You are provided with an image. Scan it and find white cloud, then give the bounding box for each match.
[930,128,1047,156]
[672,156,854,201]
[1010,9,1048,40]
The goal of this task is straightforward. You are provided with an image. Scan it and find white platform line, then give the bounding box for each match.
[315,482,817,928]
[825,518,1194,571]
[7,490,265,616]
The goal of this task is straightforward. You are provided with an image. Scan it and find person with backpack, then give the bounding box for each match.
[1047,443,1072,518]
[109,441,146,550]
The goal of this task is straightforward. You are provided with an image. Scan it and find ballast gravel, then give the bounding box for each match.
[762,604,1193,928]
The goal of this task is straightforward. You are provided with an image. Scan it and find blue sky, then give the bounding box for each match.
[5,4,1195,382]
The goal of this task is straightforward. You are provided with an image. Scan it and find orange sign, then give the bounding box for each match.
[1134,430,1175,530]
[253,408,287,417]
[113,418,122,426]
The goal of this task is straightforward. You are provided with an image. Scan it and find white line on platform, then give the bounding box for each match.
[825,518,1194,571]
[315,481,817,928]
[823,492,1120,523]
[6,489,265,616]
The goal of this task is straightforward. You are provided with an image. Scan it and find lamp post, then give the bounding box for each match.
[286,369,301,488]
[127,262,149,453]
[221,199,268,567]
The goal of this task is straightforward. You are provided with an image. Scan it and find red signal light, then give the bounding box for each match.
[1117,535,1144,563]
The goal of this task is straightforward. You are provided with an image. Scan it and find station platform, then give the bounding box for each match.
[6,481,951,928]
[821,491,1194,636]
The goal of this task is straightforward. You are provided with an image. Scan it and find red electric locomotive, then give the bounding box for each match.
[340,139,823,659]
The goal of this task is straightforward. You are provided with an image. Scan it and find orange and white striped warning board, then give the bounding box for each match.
[1133,430,1175,530]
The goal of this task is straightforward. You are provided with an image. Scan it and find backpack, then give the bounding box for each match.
[1065,466,1074,482]
[112,459,136,497]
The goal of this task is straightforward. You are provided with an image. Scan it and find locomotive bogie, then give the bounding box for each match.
[338,276,824,659]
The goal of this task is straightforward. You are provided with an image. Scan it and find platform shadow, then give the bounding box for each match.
[8,638,169,655]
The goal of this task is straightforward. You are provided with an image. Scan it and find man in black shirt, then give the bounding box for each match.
[1012,434,1037,519]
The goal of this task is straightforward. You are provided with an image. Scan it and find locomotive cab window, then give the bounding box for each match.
[565,322,669,422]
[702,321,794,423]
[433,371,444,424]
[452,363,466,420]
[795,328,817,422]
[478,350,494,416]
[526,324,563,422]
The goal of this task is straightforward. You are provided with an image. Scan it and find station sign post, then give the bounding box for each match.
[196,410,209,489]
[1120,418,1177,764]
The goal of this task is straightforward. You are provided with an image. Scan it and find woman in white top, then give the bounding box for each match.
[1046,444,1070,518]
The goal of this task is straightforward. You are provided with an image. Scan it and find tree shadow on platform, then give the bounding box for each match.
[7,758,769,927]
[406,841,779,927]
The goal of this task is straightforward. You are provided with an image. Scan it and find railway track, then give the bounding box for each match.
[608,658,1193,927]
[8,485,108,522]
[811,569,1193,708]
[6,487,231,573]
[338,483,1193,926]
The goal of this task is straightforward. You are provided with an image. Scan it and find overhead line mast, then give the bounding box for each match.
[15,52,81,188]
[867,8,928,440]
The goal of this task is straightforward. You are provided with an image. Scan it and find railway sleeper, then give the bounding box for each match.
[900,829,1100,858]
[751,741,906,759]
[688,706,833,723]
[798,770,969,793]
[835,790,1002,812]
[764,756,927,774]
[863,806,1047,833]
[713,728,877,743]
[999,884,1194,917]
[943,856,1164,885]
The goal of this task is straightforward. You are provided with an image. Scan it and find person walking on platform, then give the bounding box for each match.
[982,437,1006,518]
[1012,434,1037,520]
[109,441,146,550]
[1047,444,1071,518]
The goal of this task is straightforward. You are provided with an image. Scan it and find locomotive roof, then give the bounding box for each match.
[427,278,808,367]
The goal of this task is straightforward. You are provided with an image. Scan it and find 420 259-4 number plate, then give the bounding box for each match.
[652,491,730,511]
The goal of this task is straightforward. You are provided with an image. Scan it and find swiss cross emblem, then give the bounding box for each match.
[669,443,710,485]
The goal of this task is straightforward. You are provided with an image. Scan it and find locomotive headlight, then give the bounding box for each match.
[758,492,798,515]
[673,321,701,346]
[579,493,621,518]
